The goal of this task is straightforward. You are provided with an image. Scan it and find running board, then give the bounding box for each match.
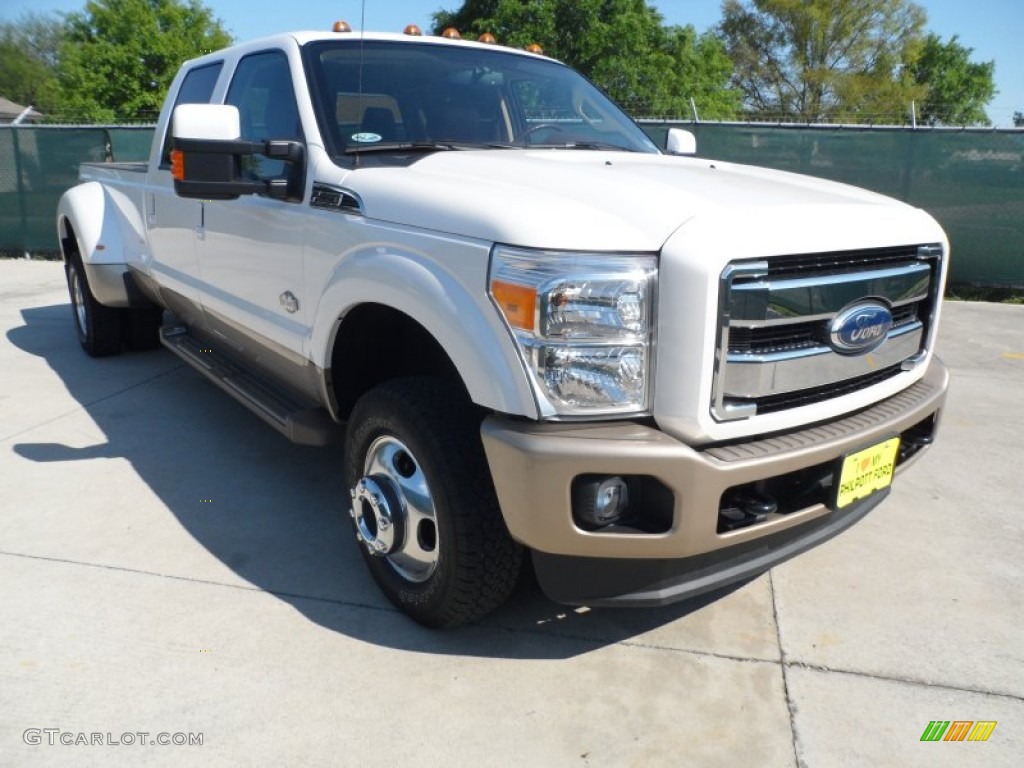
[160,325,342,446]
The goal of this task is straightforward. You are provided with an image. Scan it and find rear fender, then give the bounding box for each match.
[57,181,148,306]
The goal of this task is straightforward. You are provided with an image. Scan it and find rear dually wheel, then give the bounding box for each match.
[66,251,123,357]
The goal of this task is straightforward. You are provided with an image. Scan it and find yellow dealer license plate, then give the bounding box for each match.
[834,437,900,510]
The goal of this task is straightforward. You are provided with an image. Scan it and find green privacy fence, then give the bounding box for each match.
[641,122,1024,288]
[0,126,154,256]
[2,123,1021,286]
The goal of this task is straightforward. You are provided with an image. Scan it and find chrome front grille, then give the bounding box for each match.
[727,303,921,355]
[712,244,943,421]
[757,244,931,278]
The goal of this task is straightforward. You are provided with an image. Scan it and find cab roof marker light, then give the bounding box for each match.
[332,20,352,33]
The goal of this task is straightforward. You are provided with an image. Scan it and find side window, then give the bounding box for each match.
[160,62,223,167]
[225,50,303,180]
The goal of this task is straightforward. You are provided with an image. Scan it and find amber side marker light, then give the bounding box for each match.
[491,280,537,332]
[332,20,352,33]
[404,24,423,36]
[170,149,185,181]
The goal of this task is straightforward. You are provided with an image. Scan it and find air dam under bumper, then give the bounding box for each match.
[481,359,948,606]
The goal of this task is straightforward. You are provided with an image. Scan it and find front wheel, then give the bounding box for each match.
[343,377,522,628]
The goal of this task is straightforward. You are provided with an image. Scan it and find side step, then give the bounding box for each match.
[160,325,342,446]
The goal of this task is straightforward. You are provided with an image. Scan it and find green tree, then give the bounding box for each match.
[0,13,65,115]
[433,0,740,119]
[57,0,231,122]
[656,25,739,119]
[434,0,500,33]
[1014,111,1024,128]
[719,0,928,122]
[910,34,996,126]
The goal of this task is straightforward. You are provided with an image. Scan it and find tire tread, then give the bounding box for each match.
[344,377,522,628]
[67,252,122,357]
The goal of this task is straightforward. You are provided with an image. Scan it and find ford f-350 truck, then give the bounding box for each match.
[57,27,949,627]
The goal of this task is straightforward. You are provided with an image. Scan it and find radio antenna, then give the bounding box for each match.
[355,0,367,168]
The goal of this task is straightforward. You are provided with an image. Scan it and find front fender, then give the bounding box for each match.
[57,181,148,306]
[309,242,538,419]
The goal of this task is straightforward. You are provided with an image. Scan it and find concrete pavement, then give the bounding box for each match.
[1,260,1021,766]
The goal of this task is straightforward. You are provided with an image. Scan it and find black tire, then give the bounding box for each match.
[66,251,123,357]
[122,306,164,351]
[343,377,523,628]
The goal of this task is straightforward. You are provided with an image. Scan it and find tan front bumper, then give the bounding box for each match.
[481,359,949,561]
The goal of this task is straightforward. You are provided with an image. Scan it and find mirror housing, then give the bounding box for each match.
[170,104,305,202]
[666,127,697,156]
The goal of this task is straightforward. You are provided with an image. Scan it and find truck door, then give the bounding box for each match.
[145,61,223,325]
[195,49,309,371]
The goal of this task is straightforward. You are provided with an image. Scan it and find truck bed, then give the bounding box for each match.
[79,161,148,185]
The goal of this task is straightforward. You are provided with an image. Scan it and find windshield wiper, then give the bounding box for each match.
[343,139,633,155]
[344,141,506,155]
[527,141,637,152]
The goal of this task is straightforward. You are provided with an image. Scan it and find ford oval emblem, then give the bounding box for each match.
[829,301,893,355]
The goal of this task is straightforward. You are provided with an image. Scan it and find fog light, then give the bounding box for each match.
[573,475,629,529]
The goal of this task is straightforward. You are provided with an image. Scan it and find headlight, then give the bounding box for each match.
[489,245,657,417]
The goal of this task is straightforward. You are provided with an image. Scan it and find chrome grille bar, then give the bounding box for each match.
[729,262,931,327]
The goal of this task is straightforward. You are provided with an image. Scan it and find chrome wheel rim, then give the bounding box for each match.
[351,435,438,582]
[70,266,87,338]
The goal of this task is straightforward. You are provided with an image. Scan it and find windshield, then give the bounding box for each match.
[302,39,660,159]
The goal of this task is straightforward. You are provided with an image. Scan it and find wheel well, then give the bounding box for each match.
[59,218,78,263]
[329,304,470,420]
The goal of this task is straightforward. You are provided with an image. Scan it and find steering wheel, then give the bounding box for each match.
[517,123,566,145]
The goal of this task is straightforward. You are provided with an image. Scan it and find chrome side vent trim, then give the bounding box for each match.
[311,184,363,215]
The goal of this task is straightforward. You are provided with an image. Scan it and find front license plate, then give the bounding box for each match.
[834,437,900,510]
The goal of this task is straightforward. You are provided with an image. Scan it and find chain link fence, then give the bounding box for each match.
[0,125,154,257]
[1,122,1021,287]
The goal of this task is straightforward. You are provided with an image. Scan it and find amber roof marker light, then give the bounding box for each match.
[442,27,461,39]
[478,32,497,44]
[526,43,544,54]
[332,20,352,33]
[404,24,423,36]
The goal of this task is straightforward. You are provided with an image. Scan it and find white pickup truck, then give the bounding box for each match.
[57,27,949,627]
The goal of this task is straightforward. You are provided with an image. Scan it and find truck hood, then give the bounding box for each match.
[342,149,914,252]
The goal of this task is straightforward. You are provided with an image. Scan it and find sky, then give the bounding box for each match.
[2,0,1021,126]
